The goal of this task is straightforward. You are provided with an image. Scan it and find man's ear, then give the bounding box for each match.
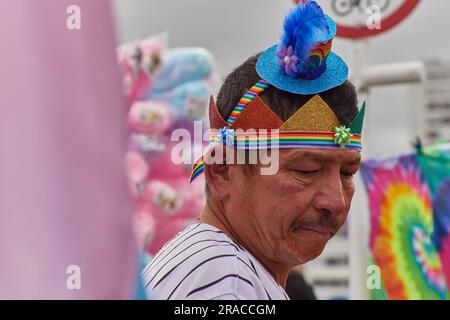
[203,144,232,201]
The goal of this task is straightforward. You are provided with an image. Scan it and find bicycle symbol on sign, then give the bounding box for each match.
[331,0,390,17]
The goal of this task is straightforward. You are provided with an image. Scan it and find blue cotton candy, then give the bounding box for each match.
[151,48,213,93]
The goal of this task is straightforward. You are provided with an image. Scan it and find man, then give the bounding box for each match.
[286,266,317,300]
[143,0,365,300]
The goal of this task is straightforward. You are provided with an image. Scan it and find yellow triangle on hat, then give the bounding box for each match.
[279,95,341,132]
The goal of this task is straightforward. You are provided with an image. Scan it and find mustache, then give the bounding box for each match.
[292,212,341,233]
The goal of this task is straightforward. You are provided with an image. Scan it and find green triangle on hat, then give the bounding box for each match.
[350,101,366,135]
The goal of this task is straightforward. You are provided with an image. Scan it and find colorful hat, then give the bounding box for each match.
[190,0,366,182]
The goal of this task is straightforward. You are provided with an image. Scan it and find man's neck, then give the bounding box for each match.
[198,202,291,288]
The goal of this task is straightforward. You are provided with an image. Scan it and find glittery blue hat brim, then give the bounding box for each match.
[256,46,348,95]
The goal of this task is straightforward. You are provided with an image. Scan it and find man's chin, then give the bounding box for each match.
[284,242,328,264]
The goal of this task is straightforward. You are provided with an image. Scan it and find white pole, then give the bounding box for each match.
[360,61,426,89]
[348,39,371,300]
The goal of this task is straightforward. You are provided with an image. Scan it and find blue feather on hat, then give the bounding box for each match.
[279,0,329,70]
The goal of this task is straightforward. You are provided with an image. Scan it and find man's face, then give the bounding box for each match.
[226,148,361,265]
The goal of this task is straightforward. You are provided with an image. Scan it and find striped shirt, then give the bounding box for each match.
[142,223,289,300]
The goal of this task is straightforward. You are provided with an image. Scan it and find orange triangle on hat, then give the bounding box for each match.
[231,96,283,131]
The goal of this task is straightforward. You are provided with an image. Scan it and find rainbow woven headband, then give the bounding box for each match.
[210,131,362,150]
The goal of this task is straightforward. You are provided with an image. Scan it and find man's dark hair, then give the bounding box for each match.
[216,54,359,125]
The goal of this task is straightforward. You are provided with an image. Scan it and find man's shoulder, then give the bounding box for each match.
[143,224,261,299]
[152,223,241,262]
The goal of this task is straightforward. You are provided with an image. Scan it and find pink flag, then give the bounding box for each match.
[0,0,136,299]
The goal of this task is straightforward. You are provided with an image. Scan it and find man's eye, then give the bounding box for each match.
[341,171,355,178]
[296,170,319,176]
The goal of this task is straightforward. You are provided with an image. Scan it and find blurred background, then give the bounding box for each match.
[111,0,450,300]
[0,0,449,299]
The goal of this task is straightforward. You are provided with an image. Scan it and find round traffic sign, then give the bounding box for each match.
[293,0,421,39]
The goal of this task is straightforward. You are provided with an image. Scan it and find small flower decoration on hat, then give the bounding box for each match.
[217,127,235,147]
[334,125,352,149]
[276,44,298,76]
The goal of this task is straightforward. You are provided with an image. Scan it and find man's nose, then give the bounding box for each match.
[313,172,347,216]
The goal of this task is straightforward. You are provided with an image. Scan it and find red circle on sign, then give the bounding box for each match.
[335,0,421,39]
[292,0,421,39]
